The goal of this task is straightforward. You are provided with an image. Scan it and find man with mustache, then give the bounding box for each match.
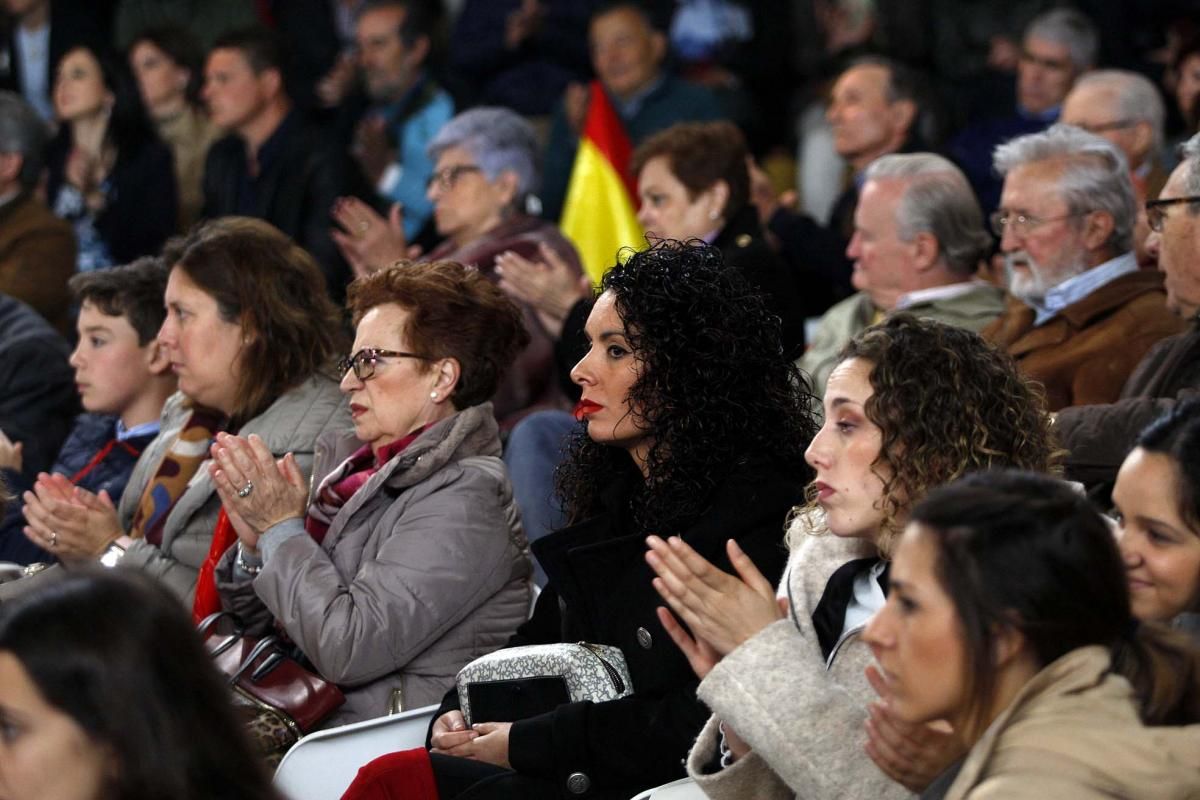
[1054,133,1200,499]
[983,124,1183,411]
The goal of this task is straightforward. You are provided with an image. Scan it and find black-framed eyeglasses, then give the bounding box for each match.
[427,164,481,192]
[988,210,1082,238]
[338,348,430,381]
[1146,196,1200,232]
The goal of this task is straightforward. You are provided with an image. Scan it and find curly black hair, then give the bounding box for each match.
[555,240,817,534]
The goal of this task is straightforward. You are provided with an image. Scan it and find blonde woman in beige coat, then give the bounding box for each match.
[645,316,1060,799]
[212,261,533,726]
[865,471,1200,799]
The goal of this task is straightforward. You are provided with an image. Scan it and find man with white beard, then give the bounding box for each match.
[983,124,1184,410]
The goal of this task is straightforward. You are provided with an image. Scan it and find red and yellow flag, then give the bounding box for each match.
[560,81,644,283]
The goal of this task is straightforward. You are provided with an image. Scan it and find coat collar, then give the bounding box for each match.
[949,645,1115,793]
[533,460,804,604]
[998,270,1167,357]
[318,402,500,495]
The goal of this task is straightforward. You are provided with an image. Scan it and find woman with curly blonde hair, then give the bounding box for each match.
[646,314,1061,800]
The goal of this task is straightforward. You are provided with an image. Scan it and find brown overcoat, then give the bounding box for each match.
[0,193,76,334]
[983,269,1184,410]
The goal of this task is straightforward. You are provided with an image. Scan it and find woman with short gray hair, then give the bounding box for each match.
[332,107,584,425]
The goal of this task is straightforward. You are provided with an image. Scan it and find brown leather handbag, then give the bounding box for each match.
[197,611,346,738]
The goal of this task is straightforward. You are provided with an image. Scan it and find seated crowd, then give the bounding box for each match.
[1,2,1200,800]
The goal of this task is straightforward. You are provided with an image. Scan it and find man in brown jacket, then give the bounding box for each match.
[0,91,75,335]
[983,124,1183,411]
[1056,133,1200,495]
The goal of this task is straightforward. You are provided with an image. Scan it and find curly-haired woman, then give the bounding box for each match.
[344,241,817,799]
[647,314,1062,800]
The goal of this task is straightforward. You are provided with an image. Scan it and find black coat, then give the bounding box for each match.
[430,461,804,799]
[201,120,349,297]
[715,204,806,359]
[0,294,78,486]
[44,134,178,266]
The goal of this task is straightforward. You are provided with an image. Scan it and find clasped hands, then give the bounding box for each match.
[21,474,122,562]
[429,710,512,768]
[330,196,422,280]
[208,433,307,555]
[494,243,591,338]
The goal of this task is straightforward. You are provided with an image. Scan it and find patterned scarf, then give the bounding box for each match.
[129,408,227,546]
[304,426,428,544]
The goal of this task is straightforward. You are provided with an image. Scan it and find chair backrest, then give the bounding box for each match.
[529,579,541,618]
[273,703,438,800]
[628,777,707,800]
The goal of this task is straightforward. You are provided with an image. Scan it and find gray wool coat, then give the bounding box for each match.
[216,402,532,727]
[687,520,913,800]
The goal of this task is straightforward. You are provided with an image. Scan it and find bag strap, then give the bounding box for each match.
[230,633,284,686]
[197,610,245,658]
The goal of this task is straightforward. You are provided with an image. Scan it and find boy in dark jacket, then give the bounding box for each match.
[0,257,176,564]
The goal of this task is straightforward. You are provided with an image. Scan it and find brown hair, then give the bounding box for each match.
[913,471,1200,742]
[631,121,750,222]
[346,261,530,409]
[162,217,345,423]
[69,256,168,345]
[792,315,1062,555]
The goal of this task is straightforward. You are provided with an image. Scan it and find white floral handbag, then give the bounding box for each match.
[455,642,634,726]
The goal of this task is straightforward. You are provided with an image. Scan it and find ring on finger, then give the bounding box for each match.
[49,531,58,548]
[236,480,254,499]
[357,220,370,234]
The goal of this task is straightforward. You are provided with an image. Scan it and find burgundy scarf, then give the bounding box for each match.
[304,426,428,544]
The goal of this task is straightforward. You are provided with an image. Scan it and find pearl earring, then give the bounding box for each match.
[430,391,439,400]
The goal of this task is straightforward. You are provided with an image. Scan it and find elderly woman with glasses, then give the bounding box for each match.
[332,107,584,424]
[211,260,533,726]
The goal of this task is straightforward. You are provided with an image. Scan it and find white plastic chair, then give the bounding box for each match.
[273,703,438,800]
[628,777,707,799]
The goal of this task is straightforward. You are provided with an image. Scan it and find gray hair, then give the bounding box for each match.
[1179,134,1200,218]
[993,124,1136,253]
[1024,7,1099,72]
[1073,69,1166,153]
[865,153,990,276]
[0,92,47,191]
[427,107,540,206]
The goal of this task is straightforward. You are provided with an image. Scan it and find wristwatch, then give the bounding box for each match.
[99,540,127,568]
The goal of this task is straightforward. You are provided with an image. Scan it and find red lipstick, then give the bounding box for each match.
[573,399,603,421]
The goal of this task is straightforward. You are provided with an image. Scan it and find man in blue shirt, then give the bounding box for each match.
[348,0,453,244]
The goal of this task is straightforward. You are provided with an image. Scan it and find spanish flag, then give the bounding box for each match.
[560,81,644,283]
